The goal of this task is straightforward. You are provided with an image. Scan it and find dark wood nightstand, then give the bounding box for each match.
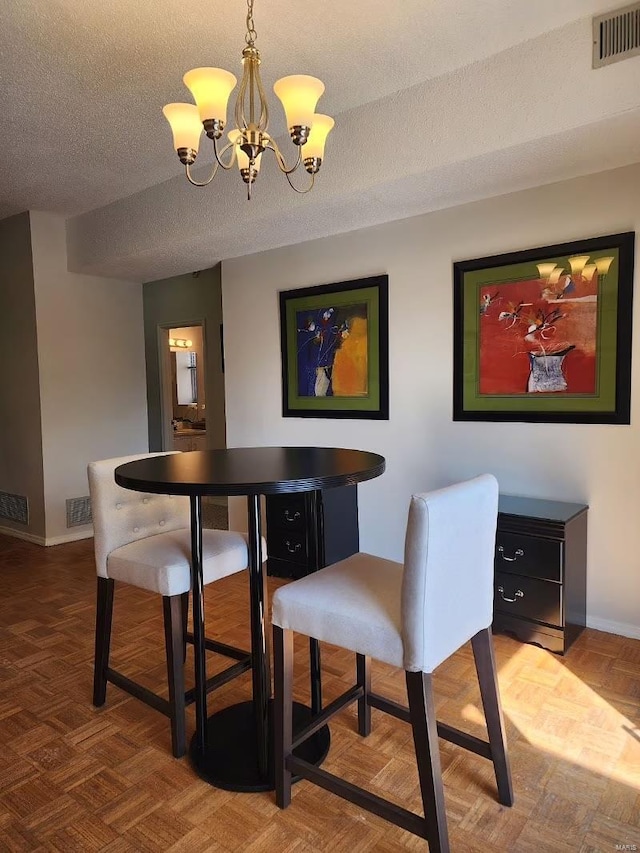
[492,495,588,655]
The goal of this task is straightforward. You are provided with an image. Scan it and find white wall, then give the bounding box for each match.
[29,211,148,544]
[223,163,640,640]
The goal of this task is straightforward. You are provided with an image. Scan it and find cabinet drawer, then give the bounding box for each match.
[494,572,562,627]
[266,494,306,531]
[495,531,562,582]
[268,529,308,563]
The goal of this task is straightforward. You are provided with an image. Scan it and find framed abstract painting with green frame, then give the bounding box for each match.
[453,232,634,423]
[279,274,389,419]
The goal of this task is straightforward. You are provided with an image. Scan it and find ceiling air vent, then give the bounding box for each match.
[593,2,640,68]
[66,496,92,527]
[0,491,29,525]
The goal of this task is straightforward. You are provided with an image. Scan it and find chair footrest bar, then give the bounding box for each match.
[436,722,492,759]
[106,668,171,716]
[369,692,492,759]
[369,692,410,722]
[291,684,363,750]
[185,632,250,662]
[184,658,252,706]
[287,756,428,839]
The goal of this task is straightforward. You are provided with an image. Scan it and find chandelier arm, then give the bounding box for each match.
[235,67,249,130]
[184,139,236,186]
[285,170,315,194]
[254,61,269,130]
[213,136,238,170]
[266,138,302,175]
[185,161,220,187]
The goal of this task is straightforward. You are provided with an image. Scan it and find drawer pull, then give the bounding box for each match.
[284,510,301,522]
[285,540,302,553]
[497,586,524,603]
[498,545,524,562]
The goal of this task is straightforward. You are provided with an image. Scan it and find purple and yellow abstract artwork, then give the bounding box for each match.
[296,303,368,398]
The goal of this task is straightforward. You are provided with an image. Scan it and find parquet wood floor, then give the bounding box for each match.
[0,532,638,852]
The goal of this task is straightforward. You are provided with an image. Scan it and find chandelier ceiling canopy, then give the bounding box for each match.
[163,0,334,199]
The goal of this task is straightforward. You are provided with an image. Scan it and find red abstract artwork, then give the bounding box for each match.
[478,271,599,396]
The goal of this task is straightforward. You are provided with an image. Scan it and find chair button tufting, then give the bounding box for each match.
[116,503,122,509]
[133,526,139,533]
[143,498,149,504]
[159,520,165,527]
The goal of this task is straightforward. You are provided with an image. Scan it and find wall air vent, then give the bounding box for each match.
[0,491,29,525]
[66,496,92,527]
[593,3,640,68]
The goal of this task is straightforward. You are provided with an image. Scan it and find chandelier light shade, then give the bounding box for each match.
[273,75,325,132]
[162,103,203,155]
[162,0,334,199]
[228,129,263,182]
[303,114,335,161]
[183,68,238,126]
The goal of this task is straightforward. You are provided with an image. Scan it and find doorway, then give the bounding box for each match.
[157,320,228,528]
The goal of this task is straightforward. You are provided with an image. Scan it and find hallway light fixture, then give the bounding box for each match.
[169,337,193,349]
[162,0,334,200]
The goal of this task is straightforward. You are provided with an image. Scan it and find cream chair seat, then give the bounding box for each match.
[272,474,513,853]
[89,451,253,758]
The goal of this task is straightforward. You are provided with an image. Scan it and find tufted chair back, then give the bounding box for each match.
[88,452,190,579]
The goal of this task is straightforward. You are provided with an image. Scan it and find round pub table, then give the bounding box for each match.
[115,446,385,791]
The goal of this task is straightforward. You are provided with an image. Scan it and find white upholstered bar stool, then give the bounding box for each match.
[272,474,513,853]
[88,452,252,758]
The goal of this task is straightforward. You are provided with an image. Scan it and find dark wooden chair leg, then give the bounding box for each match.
[163,595,187,758]
[356,653,371,737]
[180,591,189,663]
[274,625,294,808]
[406,671,450,853]
[471,628,514,806]
[93,577,114,707]
[309,638,322,714]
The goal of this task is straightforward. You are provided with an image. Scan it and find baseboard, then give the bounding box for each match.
[0,524,93,547]
[586,616,640,641]
[45,529,94,546]
[0,524,46,545]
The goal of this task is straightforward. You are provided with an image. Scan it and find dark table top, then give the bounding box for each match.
[115,446,386,497]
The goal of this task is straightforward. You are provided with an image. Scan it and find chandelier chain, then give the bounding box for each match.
[245,0,257,46]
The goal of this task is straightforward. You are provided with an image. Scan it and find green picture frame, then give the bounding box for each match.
[279,275,389,419]
[453,232,635,423]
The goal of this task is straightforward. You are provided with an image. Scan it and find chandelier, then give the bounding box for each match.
[162,0,334,200]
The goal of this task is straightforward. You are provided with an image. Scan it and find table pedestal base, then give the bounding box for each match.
[189,699,330,792]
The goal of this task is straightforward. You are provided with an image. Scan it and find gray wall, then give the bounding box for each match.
[0,212,46,539]
[143,266,226,451]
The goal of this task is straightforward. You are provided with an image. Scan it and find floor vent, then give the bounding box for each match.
[0,491,29,525]
[593,3,640,67]
[66,496,92,527]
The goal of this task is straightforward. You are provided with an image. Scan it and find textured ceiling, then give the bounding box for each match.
[2,0,639,280]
